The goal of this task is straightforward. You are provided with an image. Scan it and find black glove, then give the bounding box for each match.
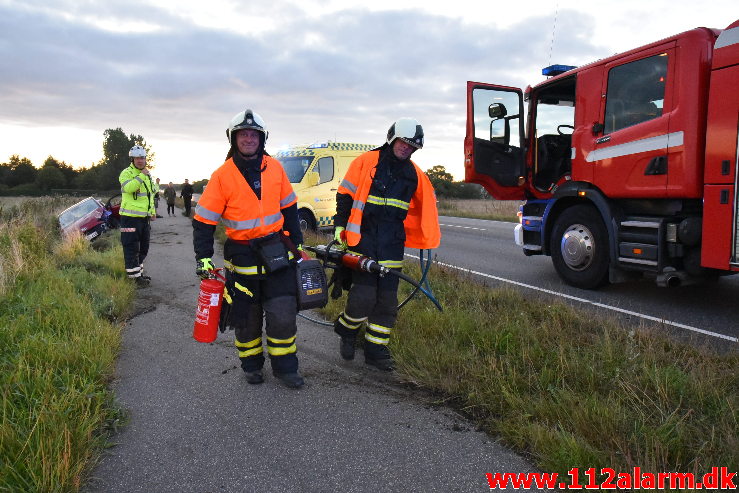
[196,258,215,279]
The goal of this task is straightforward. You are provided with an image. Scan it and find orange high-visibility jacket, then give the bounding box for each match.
[194,156,297,241]
[337,151,441,249]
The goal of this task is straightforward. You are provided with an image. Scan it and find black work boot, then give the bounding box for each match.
[273,371,305,389]
[244,369,264,385]
[339,336,356,360]
[364,343,395,371]
[134,276,150,288]
[334,316,358,360]
[365,356,395,371]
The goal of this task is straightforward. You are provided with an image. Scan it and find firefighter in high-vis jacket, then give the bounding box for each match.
[193,109,306,389]
[119,145,157,287]
[333,118,440,371]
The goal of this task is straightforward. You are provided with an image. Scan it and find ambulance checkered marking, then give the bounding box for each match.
[275,149,317,157]
[325,143,376,150]
[274,142,376,157]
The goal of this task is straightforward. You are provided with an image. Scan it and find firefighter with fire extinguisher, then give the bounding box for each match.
[192,109,306,389]
[333,118,440,371]
[119,145,157,288]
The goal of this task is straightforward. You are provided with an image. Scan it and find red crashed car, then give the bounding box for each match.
[58,195,121,241]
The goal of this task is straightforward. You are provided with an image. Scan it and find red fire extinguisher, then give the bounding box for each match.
[193,269,226,343]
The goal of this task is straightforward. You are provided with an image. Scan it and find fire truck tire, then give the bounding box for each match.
[550,205,609,289]
[299,209,316,233]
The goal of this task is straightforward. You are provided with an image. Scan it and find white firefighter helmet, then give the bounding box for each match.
[227,109,268,144]
[386,117,424,149]
[129,145,147,158]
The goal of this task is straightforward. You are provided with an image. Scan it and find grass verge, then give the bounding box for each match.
[437,198,521,222]
[0,198,133,492]
[315,254,738,482]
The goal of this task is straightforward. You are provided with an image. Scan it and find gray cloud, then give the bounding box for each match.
[0,2,605,165]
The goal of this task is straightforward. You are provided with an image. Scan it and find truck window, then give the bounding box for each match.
[278,156,315,183]
[315,157,334,184]
[536,103,574,136]
[473,88,522,145]
[530,76,576,191]
[604,54,668,134]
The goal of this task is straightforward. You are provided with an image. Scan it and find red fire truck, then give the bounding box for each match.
[465,20,739,288]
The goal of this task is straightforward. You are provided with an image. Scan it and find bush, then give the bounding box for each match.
[8,183,43,196]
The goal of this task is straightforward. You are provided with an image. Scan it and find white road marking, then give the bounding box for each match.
[407,254,738,343]
[440,223,489,232]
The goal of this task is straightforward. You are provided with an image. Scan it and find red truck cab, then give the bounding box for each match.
[465,21,739,288]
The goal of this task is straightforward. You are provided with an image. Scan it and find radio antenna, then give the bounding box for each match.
[547,1,559,67]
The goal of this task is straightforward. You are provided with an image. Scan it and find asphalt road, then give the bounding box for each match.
[433,216,739,346]
[82,212,540,493]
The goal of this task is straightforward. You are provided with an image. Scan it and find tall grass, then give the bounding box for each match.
[318,261,737,481]
[437,198,521,222]
[0,198,133,492]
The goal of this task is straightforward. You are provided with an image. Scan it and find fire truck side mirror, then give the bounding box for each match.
[489,103,507,119]
[591,122,605,135]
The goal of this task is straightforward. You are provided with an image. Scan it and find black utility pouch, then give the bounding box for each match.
[253,233,290,273]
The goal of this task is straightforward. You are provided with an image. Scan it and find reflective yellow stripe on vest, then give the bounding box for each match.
[366,194,410,210]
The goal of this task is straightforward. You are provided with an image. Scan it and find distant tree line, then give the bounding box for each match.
[3,134,467,199]
[424,165,488,199]
[0,128,159,195]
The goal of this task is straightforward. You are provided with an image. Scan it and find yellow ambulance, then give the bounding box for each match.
[274,142,375,231]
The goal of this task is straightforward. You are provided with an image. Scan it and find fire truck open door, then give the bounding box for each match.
[465,81,526,200]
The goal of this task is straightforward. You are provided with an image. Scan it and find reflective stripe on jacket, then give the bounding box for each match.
[193,156,297,241]
[119,165,155,218]
[338,150,440,249]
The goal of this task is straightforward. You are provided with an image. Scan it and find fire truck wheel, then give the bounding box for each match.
[550,205,609,289]
[299,210,316,233]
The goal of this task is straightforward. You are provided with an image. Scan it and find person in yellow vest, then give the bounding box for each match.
[333,118,440,371]
[118,145,157,287]
[193,109,306,389]
[153,177,163,218]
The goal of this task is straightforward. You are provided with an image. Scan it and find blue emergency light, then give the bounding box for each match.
[542,64,577,76]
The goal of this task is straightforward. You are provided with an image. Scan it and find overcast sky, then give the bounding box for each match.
[0,0,735,182]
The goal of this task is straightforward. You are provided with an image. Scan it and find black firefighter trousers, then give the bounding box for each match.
[120,215,150,279]
[335,269,400,359]
[224,265,299,374]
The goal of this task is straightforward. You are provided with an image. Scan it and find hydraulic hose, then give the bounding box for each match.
[398,249,435,310]
[386,264,442,312]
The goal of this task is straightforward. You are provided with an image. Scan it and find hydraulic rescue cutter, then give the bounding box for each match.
[305,243,443,312]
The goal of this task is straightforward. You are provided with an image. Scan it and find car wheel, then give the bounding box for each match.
[550,205,609,289]
[299,210,316,233]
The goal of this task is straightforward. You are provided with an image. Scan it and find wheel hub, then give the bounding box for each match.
[560,223,595,271]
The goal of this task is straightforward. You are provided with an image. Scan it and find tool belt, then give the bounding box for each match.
[251,232,291,273]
